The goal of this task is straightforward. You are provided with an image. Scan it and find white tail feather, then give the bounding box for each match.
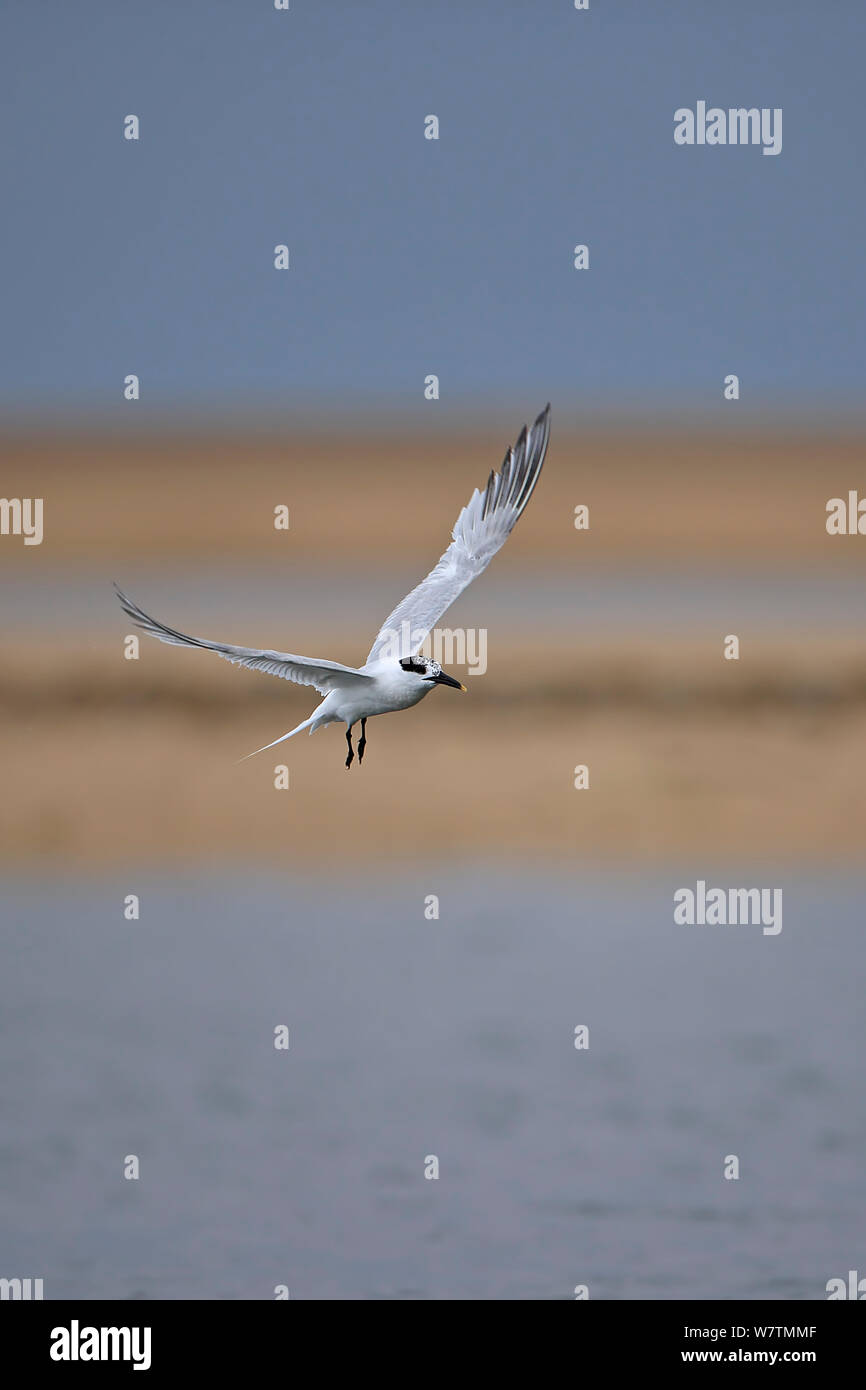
[237,715,316,763]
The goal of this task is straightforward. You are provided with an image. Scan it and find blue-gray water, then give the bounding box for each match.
[6,566,866,639]
[2,872,864,1299]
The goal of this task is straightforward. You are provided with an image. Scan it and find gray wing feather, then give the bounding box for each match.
[114,586,372,694]
[366,404,550,663]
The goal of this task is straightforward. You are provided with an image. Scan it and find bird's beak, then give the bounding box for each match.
[434,670,467,692]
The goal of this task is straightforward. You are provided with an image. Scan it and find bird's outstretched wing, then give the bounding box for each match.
[366,404,550,663]
[115,586,373,694]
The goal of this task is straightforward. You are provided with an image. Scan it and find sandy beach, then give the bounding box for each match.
[3,418,865,869]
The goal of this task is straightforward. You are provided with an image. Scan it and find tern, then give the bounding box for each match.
[115,404,550,768]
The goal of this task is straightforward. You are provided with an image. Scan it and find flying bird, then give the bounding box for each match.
[115,404,550,768]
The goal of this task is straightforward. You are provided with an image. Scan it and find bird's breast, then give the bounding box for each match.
[368,677,430,714]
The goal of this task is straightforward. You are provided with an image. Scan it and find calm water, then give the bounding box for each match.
[5,565,866,640]
[1,872,864,1300]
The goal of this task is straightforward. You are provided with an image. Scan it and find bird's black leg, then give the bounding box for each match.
[358,718,367,765]
[345,724,354,769]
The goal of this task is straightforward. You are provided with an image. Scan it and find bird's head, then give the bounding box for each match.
[399,655,466,691]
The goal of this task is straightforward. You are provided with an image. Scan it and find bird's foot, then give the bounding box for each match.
[357,718,367,765]
[345,727,354,769]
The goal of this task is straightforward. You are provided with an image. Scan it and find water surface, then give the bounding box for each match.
[1,872,863,1299]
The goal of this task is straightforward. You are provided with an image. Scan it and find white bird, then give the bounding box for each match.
[115,404,550,768]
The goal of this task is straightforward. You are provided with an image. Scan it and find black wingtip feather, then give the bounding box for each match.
[510,404,550,516]
[481,467,497,520]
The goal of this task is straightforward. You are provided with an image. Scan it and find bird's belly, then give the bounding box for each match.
[334,681,429,723]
